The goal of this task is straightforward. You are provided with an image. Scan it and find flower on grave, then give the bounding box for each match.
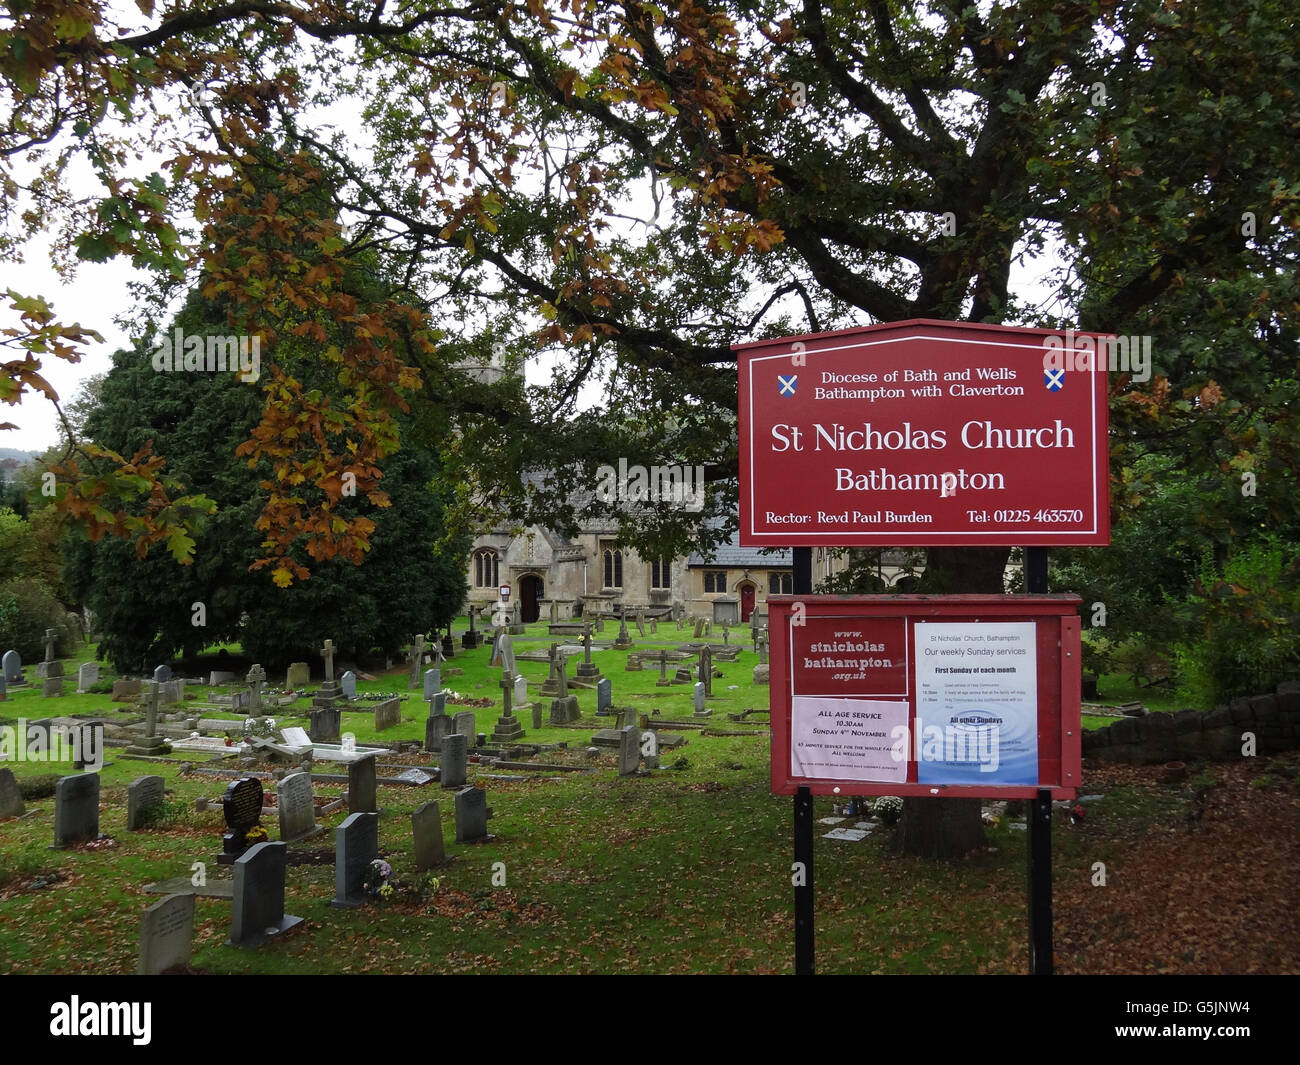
[873,796,904,824]
[378,882,395,900]
[244,825,268,846]
[363,858,393,896]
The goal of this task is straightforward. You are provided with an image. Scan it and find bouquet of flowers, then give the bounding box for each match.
[241,717,278,741]
[873,796,904,825]
[363,859,394,900]
[244,824,268,846]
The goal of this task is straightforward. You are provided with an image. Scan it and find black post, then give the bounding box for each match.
[1029,788,1054,975]
[1024,545,1053,974]
[792,545,814,974]
[794,784,815,975]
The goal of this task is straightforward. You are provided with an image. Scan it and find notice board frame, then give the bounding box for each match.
[769,593,1082,801]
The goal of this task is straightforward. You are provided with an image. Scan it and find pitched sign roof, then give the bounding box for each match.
[736,319,1111,546]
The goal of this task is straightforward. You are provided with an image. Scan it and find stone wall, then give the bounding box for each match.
[1082,682,1300,764]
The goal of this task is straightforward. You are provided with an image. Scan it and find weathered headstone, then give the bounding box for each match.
[423,667,441,699]
[441,732,468,788]
[245,663,266,715]
[138,892,195,974]
[152,663,172,684]
[576,626,600,679]
[0,768,25,818]
[635,612,646,636]
[332,812,379,908]
[428,691,447,718]
[531,703,543,730]
[617,726,641,776]
[454,786,493,843]
[497,633,517,676]
[209,670,237,684]
[277,771,320,842]
[285,662,311,688]
[613,613,633,650]
[76,661,99,693]
[693,682,706,715]
[36,629,62,680]
[42,676,63,698]
[313,639,342,707]
[693,617,704,638]
[411,801,446,870]
[490,675,525,743]
[219,776,264,863]
[374,696,401,731]
[596,677,613,715]
[513,674,527,707]
[340,669,357,700]
[112,678,141,701]
[2,649,22,685]
[408,634,427,689]
[228,841,302,945]
[126,775,166,831]
[52,773,100,848]
[425,713,452,752]
[308,705,341,743]
[452,710,475,739]
[125,681,167,755]
[348,755,378,813]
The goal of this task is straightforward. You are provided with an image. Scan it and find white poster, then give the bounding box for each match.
[790,697,909,782]
[913,622,1038,785]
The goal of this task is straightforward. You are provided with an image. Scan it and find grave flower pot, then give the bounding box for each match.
[1159,761,1188,784]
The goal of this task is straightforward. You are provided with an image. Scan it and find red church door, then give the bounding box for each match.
[739,582,756,622]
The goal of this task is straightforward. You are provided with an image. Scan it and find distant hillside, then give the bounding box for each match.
[0,448,40,463]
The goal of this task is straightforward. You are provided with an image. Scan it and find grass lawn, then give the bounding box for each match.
[0,621,1291,974]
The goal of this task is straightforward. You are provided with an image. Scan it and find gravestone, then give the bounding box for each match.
[759,634,769,665]
[423,668,441,699]
[651,619,658,634]
[228,841,302,945]
[693,682,706,715]
[753,663,770,685]
[126,775,165,831]
[374,696,401,731]
[138,892,195,975]
[497,634,517,676]
[411,801,446,870]
[308,706,341,743]
[312,638,342,708]
[576,627,600,679]
[613,613,633,650]
[513,675,527,708]
[441,733,468,788]
[454,786,493,843]
[549,654,580,723]
[617,726,641,776]
[112,678,141,701]
[76,662,99,693]
[209,670,237,684]
[428,691,447,718]
[0,669,5,701]
[531,703,543,730]
[693,617,704,638]
[596,677,613,715]
[490,675,524,743]
[285,662,310,688]
[332,812,379,908]
[281,726,312,751]
[540,644,561,697]
[152,663,172,684]
[625,653,643,671]
[635,612,646,636]
[655,650,672,687]
[219,777,264,864]
[42,676,63,697]
[348,755,378,813]
[125,682,167,755]
[425,714,452,752]
[36,629,62,679]
[0,768,25,818]
[245,663,266,716]
[452,711,475,739]
[408,634,426,689]
[52,773,100,848]
[2,649,22,685]
[277,771,320,842]
[340,670,357,700]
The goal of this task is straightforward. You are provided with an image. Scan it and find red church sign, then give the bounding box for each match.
[736,319,1111,546]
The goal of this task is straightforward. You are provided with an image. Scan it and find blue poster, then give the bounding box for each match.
[913,622,1038,786]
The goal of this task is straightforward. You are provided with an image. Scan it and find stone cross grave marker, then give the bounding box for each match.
[412,800,446,870]
[138,893,195,975]
[321,638,336,682]
[277,771,319,842]
[245,664,266,716]
[219,777,264,863]
[52,772,101,848]
[126,775,166,831]
[228,841,302,946]
[409,634,426,689]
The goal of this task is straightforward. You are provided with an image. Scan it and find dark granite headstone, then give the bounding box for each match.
[52,773,100,848]
[0,768,25,818]
[347,755,377,813]
[331,811,379,908]
[126,775,165,831]
[227,841,302,946]
[454,786,492,843]
[411,801,446,870]
[441,733,468,788]
[219,777,263,864]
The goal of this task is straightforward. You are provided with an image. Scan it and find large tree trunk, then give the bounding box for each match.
[896,545,1013,858]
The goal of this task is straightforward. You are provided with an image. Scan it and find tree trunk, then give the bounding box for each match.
[894,545,1013,858]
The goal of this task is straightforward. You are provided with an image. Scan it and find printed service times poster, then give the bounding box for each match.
[914,621,1038,785]
[789,620,1039,785]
